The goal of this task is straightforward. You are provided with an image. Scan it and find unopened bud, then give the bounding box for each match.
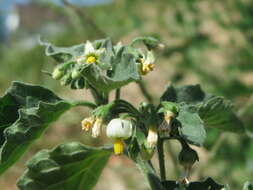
[92,118,103,138]
[147,126,158,148]
[52,68,64,80]
[71,69,81,79]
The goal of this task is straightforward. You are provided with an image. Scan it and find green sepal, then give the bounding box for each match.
[159,101,179,114]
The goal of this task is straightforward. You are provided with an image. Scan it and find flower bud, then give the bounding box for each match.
[60,72,72,86]
[71,69,81,79]
[92,118,103,138]
[147,126,158,148]
[52,68,64,80]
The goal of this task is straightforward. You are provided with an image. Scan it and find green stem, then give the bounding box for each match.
[138,80,154,104]
[88,84,107,105]
[71,101,97,109]
[115,88,121,100]
[157,137,166,181]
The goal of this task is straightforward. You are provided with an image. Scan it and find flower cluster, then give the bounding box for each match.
[49,39,156,91]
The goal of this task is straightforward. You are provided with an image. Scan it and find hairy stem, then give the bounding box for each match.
[115,88,121,100]
[157,137,166,181]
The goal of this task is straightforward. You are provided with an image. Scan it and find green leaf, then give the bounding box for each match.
[0,82,74,175]
[40,39,85,63]
[198,96,244,133]
[161,84,205,104]
[17,142,111,190]
[177,105,206,146]
[131,36,161,50]
[243,181,253,190]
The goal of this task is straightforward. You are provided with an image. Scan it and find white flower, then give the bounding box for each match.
[76,41,105,65]
[106,118,133,155]
[106,118,132,139]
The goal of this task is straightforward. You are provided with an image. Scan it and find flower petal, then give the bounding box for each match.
[84,40,95,55]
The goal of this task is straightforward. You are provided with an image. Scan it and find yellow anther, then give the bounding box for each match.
[86,56,97,64]
[113,138,124,155]
[142,63,155,75]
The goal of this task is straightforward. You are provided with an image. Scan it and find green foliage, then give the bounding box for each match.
[161,84,244,135]
[17,142,111,190]
[0,82,76,175]
[177,104,206,146]
[198,96,244,133]
[0,32,249,189]
[161,84,205,104]
[41,38,154,93]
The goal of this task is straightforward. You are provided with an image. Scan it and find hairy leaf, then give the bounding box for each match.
[198,96,244,133]
[161,84,205,104]
[177,105,206,146]
[131,36,161,50]
[40,39,85,63]
[0,82,73,175]
[17,142,111,190]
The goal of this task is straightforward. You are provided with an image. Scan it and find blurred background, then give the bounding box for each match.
[0,0,253,189]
